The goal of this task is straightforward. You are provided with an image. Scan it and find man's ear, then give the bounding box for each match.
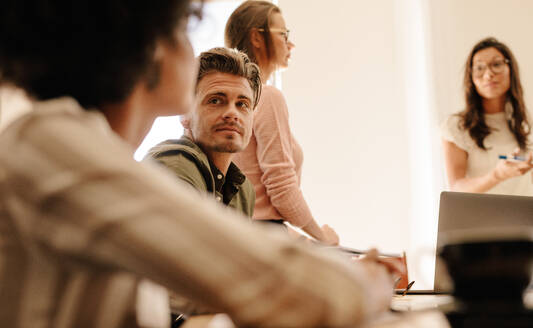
[180,114,191,130]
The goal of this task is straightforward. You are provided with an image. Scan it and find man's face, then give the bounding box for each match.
[186,72,254,154]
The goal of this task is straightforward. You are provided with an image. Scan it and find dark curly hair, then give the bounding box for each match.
[0,0,198,109]
[459,37,530,150]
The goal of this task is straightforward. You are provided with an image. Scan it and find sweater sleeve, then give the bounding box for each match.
[253,86,314,228]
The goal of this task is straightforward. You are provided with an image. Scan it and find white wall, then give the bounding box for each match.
[427,0,533,122]
[278,0,413,253]
[277,0,533,288]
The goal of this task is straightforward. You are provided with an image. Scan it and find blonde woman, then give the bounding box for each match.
[226,1,339,245]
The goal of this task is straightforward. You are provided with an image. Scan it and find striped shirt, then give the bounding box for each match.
[0,97,391,328]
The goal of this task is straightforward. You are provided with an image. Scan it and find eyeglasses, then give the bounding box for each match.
[472,58,510,78]
[257,28,290,43]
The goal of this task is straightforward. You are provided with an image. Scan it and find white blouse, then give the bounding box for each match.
[442,112,533,196]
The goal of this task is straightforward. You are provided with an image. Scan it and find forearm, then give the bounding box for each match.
[301,218,325,241]
[88,194,381,327]
[449,169,501,193]
[268,188,314,227]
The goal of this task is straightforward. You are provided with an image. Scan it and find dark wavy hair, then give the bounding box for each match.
[459,37,530,150]
[224,0,280,64]
[0,0,198,109]
[197,48,262,109]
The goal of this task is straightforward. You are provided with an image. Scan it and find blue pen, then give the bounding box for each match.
[499,155,526,161]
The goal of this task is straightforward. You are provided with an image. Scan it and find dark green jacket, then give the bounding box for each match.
[145,136,255,217]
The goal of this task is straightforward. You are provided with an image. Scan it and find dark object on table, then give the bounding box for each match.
[440,239,532,301]
[438,227,533,327]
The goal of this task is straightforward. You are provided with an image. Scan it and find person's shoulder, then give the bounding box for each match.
[2,97,101,131]
[441,112,465,135]
[444,112,463,124]
[262,84,283,96]
[145,137,212,167]
[145,137,197,159]
[260,85,285,104]
[256,85,288,119]
[441,112,473,152]
[146,138,204,170]
[0,97,110,155]
[144,138,211,190]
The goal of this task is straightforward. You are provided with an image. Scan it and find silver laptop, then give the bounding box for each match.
[434,191,533,292]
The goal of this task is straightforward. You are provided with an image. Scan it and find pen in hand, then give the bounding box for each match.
[498,155,527,161]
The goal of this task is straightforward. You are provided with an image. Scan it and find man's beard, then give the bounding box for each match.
[211,140,242,153]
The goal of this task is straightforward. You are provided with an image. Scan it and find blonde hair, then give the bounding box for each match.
[224,0,280,64]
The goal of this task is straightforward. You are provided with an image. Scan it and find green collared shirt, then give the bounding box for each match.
[145,136,255,217]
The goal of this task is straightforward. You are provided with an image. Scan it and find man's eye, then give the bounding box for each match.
[208,98,221,105]
[237,101,250,110]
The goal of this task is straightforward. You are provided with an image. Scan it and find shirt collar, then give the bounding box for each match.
[208,159,246,192]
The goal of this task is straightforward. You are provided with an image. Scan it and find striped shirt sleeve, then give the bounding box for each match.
[0,102,391,327]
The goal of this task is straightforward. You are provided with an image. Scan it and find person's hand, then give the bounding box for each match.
[286,225,315,244]
[493,148,533,182]
[353,249,403,313]
[319,224,339,246]
[357,249,405,278]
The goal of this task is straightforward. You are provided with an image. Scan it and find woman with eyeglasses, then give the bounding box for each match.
[225,1,339,245]
[442,37,533,195]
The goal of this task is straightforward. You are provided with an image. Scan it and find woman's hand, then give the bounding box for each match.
[357,249,405,278]
[443,140,533,192]
[300,221,339,246]
[320,224,340,246]
[493,148,533,182]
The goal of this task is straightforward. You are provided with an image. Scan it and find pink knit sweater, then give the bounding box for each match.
[233,85,314,228]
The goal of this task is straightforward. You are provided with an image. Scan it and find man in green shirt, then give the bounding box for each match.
[146,47,261,217]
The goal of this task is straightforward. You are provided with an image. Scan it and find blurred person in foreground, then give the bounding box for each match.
[0,1,399,327]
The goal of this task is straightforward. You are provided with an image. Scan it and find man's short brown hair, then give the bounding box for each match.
[197,47,262,109]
